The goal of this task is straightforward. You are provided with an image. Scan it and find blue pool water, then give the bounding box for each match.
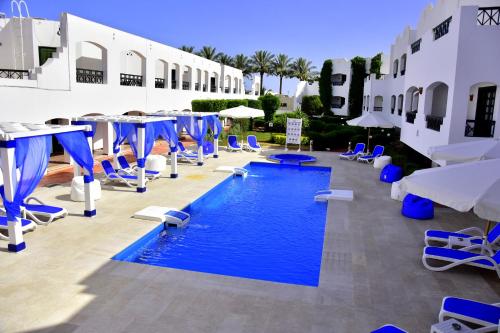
[113,162,331,286]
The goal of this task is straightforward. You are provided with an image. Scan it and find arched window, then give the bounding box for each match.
[76,41,107,84]
[400,54,407,76]
[120,50,145,86]
[390,95,396,114]
[393,59,399,78]
[424,82,449,131]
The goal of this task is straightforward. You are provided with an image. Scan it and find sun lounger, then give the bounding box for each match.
[358,145,384,163]
[339,143,365,160]
[227,135,242,152]
[371,325,408,333]
[133,206,190,227]
[177,142,199,163]
[0,215,36,240]
[422,245,500,278]
[101,160,142,187]
[21,197,67,225]
[425,223,500,249]
[439,297,500,331]
[243,135,261,152]
[117,155,160,180]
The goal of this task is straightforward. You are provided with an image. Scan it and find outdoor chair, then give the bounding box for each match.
[101,160,142,187]
[243,135,261,152]
[339,143,365,160]
[227,135,243,152]
[21,197,68,225]
[439,297,500,331]
[177,142,199,163]
[117,155,160,180]
[425,222,500,249]
[358,145,384,163]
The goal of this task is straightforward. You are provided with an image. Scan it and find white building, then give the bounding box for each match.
[363,0,500,160]
[0,12,259,154]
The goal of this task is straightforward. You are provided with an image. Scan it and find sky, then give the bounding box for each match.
[0,0,434,95]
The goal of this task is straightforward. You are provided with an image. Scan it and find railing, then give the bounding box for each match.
[76,68,104,84]
[373,106,383,112]
[195,83,200,91]
[477,7,500,26]
[393,73,397,79]
[411,39,421,54]
[433,17,452,40]
[0,68,29,80]
[203,84,207,92]
[398,108,403,116]
[332,97,345,109]
[391,107,395,114]
[465,119,496,137]
[224,87,230,94]
[255,91,259,95]
[406,111,417,124]
[426,115,444,131]
[233,88,237,94]
[331,74,346,86]
[171,80,177,89]
[400,69,406,76]
[182,81,190,90]
[155,78,165,88]
[120,73,143,86]
[210,86,216,93]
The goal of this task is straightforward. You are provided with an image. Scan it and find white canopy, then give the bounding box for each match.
[219,105,264,119]
[428,138,500,163]
[400,159,500,220]
[346,112,393,128]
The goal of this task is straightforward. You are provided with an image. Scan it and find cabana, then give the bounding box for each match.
[73,115,177,191]
[151,111,222,166]
[0,122,95,252]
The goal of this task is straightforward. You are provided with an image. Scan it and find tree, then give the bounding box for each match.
[179,45,195,53]
[198,46,221,60]
[319,59,333,113]
[291,57,317,82]
[258,94,280,121]
[348,56,367,117]
[250,50,275,95]
[272,54,293,95]
[234,54,252,77]
[301,95,323,116]
[370,53,383,79]
[217,53,234,66]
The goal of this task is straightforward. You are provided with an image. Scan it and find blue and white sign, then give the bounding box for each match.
[286,118,302,151]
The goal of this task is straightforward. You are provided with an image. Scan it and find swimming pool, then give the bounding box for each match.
[113,162,331,286]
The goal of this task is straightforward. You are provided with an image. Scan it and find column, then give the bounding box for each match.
[171,120,178,178]
[103,122,114,156]
[197,117,204,166]
[112,123,120,170]
[0,140,25,252]
[136,124,147,192]
[84,130,96,217]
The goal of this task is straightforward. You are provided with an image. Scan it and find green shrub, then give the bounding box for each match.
[191,99,227,112]
[253,119,266,128]
[271,133,309,145]
[301,95,323,116]
[247,99,262,110]
[272,110,310,133]
[370,53,383,79]
[226,99,248,108]
[258,94,281,121]
[348,56,366,117]
[319,59,333,112]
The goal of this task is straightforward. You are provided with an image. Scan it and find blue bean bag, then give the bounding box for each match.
[402,193,434,220]
[379,164,403,183]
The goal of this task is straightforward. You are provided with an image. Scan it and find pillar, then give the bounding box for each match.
[0,140,25,252]
[84,130,96,217]
[103,122,114,156]
[197,117,204,166]
[136,124,147,192]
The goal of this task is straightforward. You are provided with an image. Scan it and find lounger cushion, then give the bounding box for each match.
[166,210,189,221]
[145,170,160,175]
[424,247,498,267]
[0,216,33,228]
[108,174,138,180]
[442,297,500,325]
[425,230,483,245]
[371,325,407,333]
[23,203,64,215]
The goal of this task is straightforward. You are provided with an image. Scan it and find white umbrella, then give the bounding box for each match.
[428,138,500,163]
[346,112,393,151]
[219,105,264,119]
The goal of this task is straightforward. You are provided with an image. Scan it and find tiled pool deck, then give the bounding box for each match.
[0,149,498,332]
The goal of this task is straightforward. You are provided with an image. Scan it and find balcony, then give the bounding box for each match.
[373,106,383,112]
[477,7,500,26]
[406,111,417,124]
[203,84,207,92]
[465,119,496,137]
[332,74,347,86]
[224,87,230,94]
[171,80,177,89]
[155,78,165,88]
[120,73,143,86]
[195,83,200,91]
[398,108,403,116]
[391,107,395,114]
[233,88,237,94]
[210,86,216,93]
[77,68,104,84]
[400,69,406,76]
[255,91,259,96]
[433,17,452,40]
[0,68,29,80]
[182,81,190,90]
[393,73,397,79]
[332,96,346,109]
[411,39,421,54]
[426,115,443,131]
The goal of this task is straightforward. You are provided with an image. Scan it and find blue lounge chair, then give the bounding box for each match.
[244,135,261,152]
[339,143,365,160]
[425,222,500,249]
[117,155,160,180]
[22,197,68,225]
[101,160,142,187]
[439,297,500,331]
[358,145,384,163]
[0,215,36,240]
[371,325,408,333]
[177,142,199,163]
[422,245,500,278]
[227,135,242,152]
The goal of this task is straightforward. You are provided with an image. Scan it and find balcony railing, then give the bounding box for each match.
[233,88,237,94]
[373,106,383,112]
[465,119,496,137]
[332,74,347,86]
[433,17,452,40]
[155,78,165,88]
[182,81,190,90]
[195,83,200,91]
[255,91,259,96]
[400,69,406,76]
[426,115,444,131]
[393,73,397,79]
[76,68,104,84]
[203,84,207,92]
[406,111,417,124]
[210,86,216,93]
[391,107,395,114]
[120,73,143,86]
[411,39,421,54]
[477,7,500,26]
[171,80,177,89]
[0,68,29,80]
[398,108,403,116]
[224,87,230,94]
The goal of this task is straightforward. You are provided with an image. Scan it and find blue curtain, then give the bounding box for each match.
[207,115,222,139]
[178,116,207,147]
[0,136,52,220]
[153,121,179,153]
[127,123,155,168]
[112,123,135,154]
[55,131,95,181]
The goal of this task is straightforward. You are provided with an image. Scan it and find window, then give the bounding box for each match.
[433,17,452,40]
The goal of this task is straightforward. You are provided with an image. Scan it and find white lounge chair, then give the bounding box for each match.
[101,160,143,187]
[227,135,243,152]
[358,145,384,164]
[22,197,68,225]
[243,135,261,152]
[133,206,190,228]
[439,297,500,331]
[177,142,199,164]
[425,222,500,249]
[117,155,160,180]
[339,143,365,160]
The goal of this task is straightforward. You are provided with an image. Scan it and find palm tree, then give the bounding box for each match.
[217,53,234,66]
[250,50,275,95]
[179,45,195,53]
[273,54,293,95]
[197,46,221,60]
[233,54,252,77]
[292,57,317,82]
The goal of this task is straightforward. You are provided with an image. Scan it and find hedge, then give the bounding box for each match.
[258,94,281,121]
[191,99,258,112]
[301,95,323,116]
[247,99,262,109]
[271,134,310,145]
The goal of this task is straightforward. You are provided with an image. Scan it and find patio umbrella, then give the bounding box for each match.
[219,105,264,119]
[400,158,500,233]
[428,138,500,163]
[346,112,393,152]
